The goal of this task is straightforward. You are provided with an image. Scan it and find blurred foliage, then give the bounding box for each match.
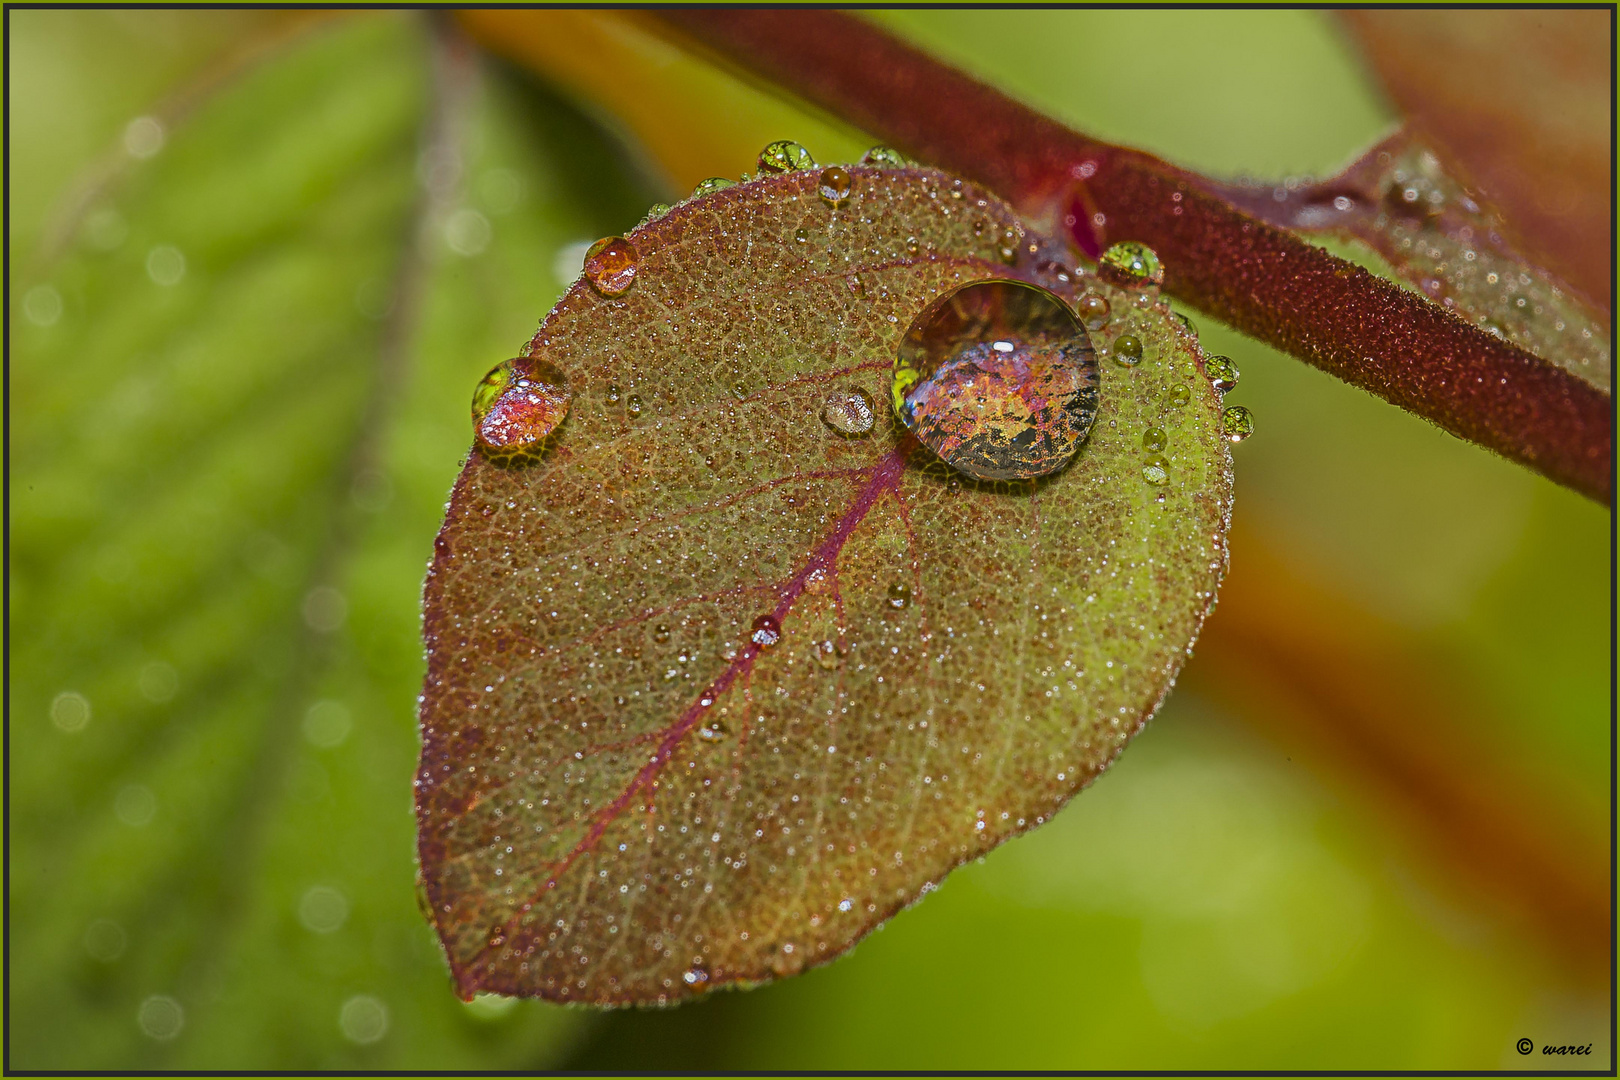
[7,9,1609,1070]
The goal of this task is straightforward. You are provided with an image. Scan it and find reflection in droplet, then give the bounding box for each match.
[1112,334,1143,366]
[862,146,907,167]
[818,166,852,207]
[887,583,911,609]
[1097,241,1164,289]
[1142,457,1170,485]
[582,236,638,297]
[691,177,734,198]
[751,614,782,648]
[1204,354,1239,393]
[891,280,1099,481]
[1220,405,1255,443]
[1076,294,1110,330]
[472,357,571,457]
[821,389,876,436]
[1142,426,1167,453]
[758,140,815,173]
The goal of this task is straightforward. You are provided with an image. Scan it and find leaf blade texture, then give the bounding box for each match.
[418,164,1234,1002]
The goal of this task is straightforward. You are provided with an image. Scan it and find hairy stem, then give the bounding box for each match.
[650,10,1610,504]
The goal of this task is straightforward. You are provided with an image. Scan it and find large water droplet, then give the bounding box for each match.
[758,140,815,173]
[1142,456,1170,485]
[751,614,781,648]
[818,166,852,208]
[583,237,638,296]
[1204,354,1239,393]
[822,389,876,436]
[862,146,908,167]
[1166,384,1191,409]
[891,280,1099,481]
[1098,241,1164,289]
[472,357,571,457]
[691,176,734,199]
[887,583,911,609]
[1142,426,1167,453]
[1220,405,1255,443]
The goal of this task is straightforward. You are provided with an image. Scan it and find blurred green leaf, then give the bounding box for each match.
[8,12,653,1067]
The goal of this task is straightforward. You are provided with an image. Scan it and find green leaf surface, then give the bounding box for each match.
[417,161,1233,1002]
[7,13,649,1067]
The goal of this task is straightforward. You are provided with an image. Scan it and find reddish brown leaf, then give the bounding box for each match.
[416,163,1233,1002]
[1339,9,1612,316]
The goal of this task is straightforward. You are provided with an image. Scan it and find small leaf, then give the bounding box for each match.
[417,162,1233,1002]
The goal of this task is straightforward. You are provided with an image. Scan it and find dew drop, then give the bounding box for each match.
[1142,426,1167,453]
[626,394,644,419]
[813,640,842,670]
[794,227,809,245]
[698,720,728,741]
[1112,334,1144,366]
[1176,312,1199,336]
[1220,405,1255,443]
[1097,241,1164,289]
[887,583,911,609]
[691,176,735,199]
[751,614,781,648]
[606,384,621,405]
[821,388,876,436]
[1142,456,1170,486]
[472,357,571,457]
[1076,294,1111,330]
[639,202,672,226]
[892,280,1098,481]
[683,966,710,986]
[1204,354,1239,393]
[1166,384,1191,409]
[654,624,671,644]
[583,236,638,296]
[758,140,815,173]
[862,146,908,167]
[905,236,921,258]
[818,166,852,207]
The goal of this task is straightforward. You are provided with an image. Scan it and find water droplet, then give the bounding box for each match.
[997,226,1019,264]
[1142,457,1170,485]
[818,166,852,207]
[905,236,921,258]
[1204,354,1238,393]
[758,140,815,173]
[691,176,734,198]
[654,624,671,644]
[638,202,672,227]
[887,583,911,609]
[1076,294,1110,330]
[606,384,621,405]
[1112,334,1143,366]
[626,394,644,419]
[683,966,710,986]
[472,357,571,457]
[813,640,842,670]
[1166,384,1191,409]
[1142,426,1167,452]
[751,614,781,648]
[892,281,1098,481]
[699,719,728,741]
[822,389,876,436]
[1220,405,1255,443]
[862,146,908,167]
[1176,312,1199,336]
[1098,241,1164,289]
[794,227,809,245]
[583,236,638,296]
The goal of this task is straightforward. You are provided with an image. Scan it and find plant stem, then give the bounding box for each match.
[652,10,1611,504]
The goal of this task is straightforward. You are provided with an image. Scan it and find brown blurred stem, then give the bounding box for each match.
[634,10,1610,505]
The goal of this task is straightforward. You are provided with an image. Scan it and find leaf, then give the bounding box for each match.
[1338,9,1612,314]
[1210,132,1611,394]
[417,160,1234,1002]
[8,12,650,1067]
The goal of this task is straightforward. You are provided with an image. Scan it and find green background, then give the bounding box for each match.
[7,10,1609,1069]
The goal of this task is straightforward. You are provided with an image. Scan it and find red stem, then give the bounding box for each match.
[654,10,1611,505]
